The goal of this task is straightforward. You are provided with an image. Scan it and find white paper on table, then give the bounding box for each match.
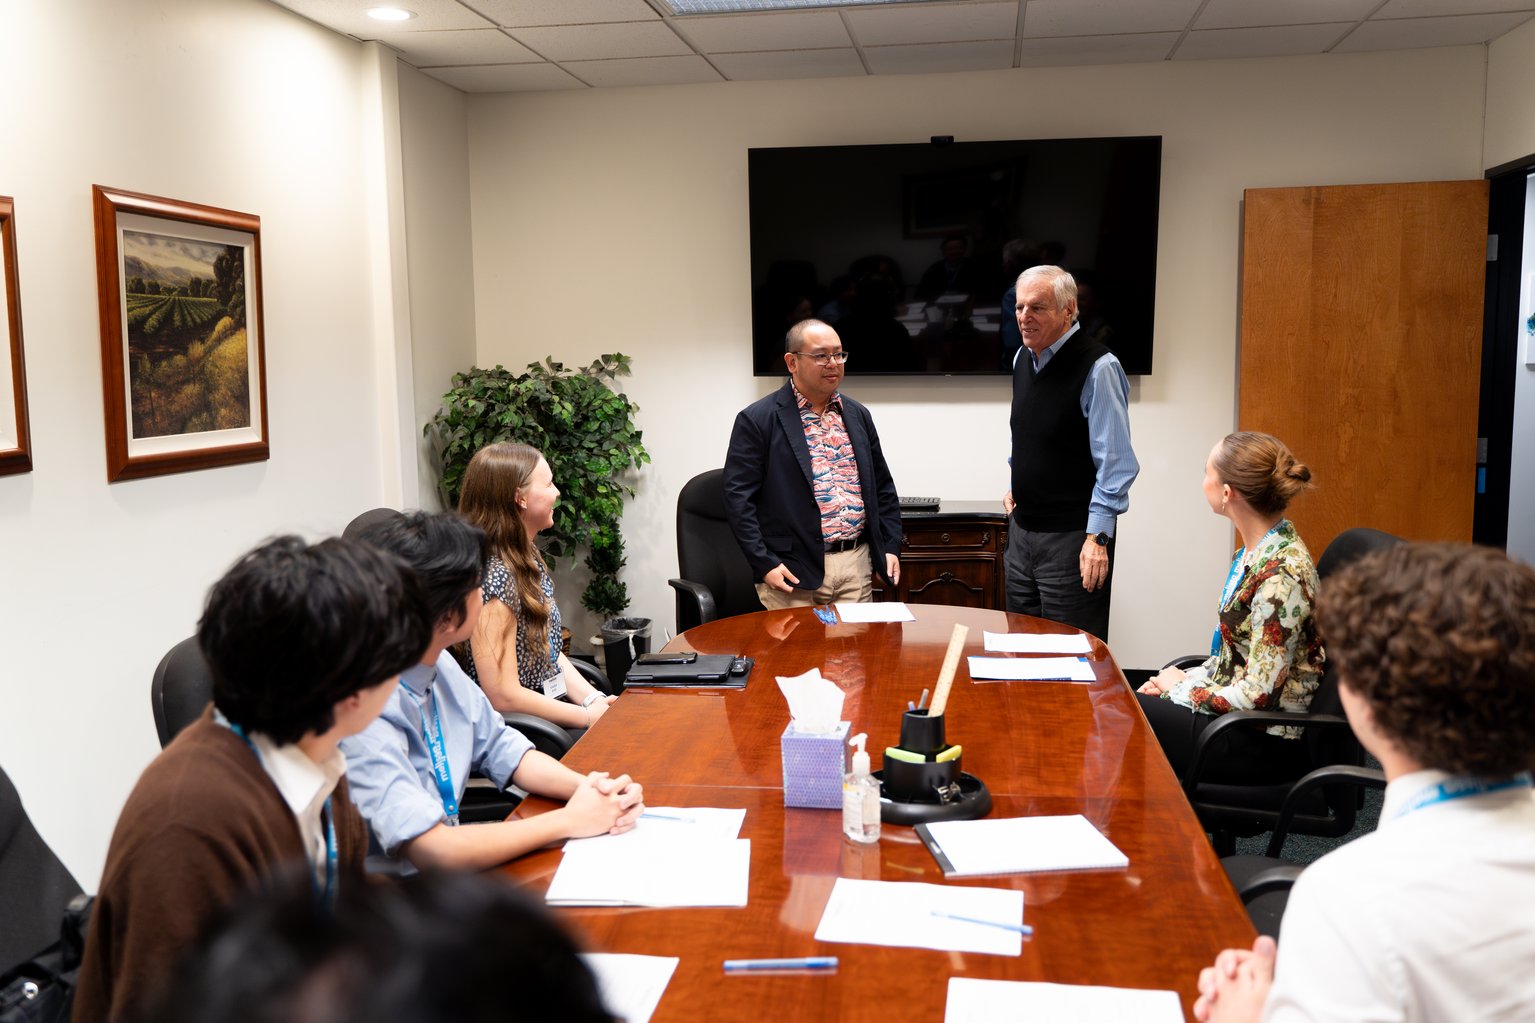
[833,601,916,623]
[982,630,1092,654]
[813,878,1025,956]
[966,655,1094,682]
[563,807,746,851]
[920,815,1128,876]
[945,978,1183,1023]
[580,953,679,1023]
[546,838,750,907]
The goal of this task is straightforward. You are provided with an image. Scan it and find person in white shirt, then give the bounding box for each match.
[1194,542,1535,1023]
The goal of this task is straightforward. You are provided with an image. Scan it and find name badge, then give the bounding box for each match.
[545,673,568,701]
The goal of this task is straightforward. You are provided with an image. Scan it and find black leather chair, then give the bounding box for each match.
[1221,763,1386,937]
[0,765,84,974]
[668,468,762,633]
[1173,527,1404,854]
[151,635,215,746]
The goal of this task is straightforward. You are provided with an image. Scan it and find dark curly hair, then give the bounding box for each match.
[1317,542,1535,778]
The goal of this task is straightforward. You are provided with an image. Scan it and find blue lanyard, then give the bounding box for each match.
[1211,521,1286,655]
[227,722,339,909]
[1391,773,1533,822]
[405,686,460,826]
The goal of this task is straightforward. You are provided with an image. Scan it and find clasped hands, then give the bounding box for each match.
[1137,665,1186,696]
[565,770,644,837]
[1193,935,1277,1023]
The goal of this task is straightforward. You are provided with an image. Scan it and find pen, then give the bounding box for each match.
[917,688,930,711]
[641,812,696,823]
[930,910,1033,936]
[907,700,916,711]
[723,956,839,972]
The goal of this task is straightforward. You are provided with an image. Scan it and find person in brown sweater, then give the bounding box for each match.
[72,536,432,1023]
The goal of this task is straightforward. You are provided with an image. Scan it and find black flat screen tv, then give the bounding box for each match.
[747,136,1161,377]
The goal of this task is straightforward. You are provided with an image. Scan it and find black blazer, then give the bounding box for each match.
[723,380,902,592]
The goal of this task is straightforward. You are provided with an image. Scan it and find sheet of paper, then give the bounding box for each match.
[982,630,1092,654]
[813,878,1025,956]
[945,978,1183,1023]
[834,601,915,623]
[580,953,678,1023]
[546,838,750,907]
[920,815,1128,876]
[967,655,1094,682]
[563,807,746,851]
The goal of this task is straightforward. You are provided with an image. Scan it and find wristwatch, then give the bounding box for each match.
[1091,532,1110,547]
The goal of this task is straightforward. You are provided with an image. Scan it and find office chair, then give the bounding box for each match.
[151,635,216,747]
[1172,527,1404,854]
[0,764,85,975]
[1221,763,1386,937]
[668,468,762,633]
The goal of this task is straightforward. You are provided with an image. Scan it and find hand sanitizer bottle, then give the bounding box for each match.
[843,733,881,843]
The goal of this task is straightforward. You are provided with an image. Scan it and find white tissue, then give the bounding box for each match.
[776,668,845,735]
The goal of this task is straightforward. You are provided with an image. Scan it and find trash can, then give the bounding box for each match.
[600,616,652,687]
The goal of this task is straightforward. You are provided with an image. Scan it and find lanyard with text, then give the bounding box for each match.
[407,687,460,826]
[226,721,339,909]
[1392,772,1533,822]
[1211,520,1286,655]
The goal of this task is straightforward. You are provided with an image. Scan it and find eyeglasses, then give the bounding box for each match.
[793,351,849,366]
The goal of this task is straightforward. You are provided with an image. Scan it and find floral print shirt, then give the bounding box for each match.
[1160,519,1324,739]
[465,552,561,694]
[792,381,865,545]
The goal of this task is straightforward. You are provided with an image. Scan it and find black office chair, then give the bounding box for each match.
[1174,527,1404,854]
[1221,763,1386,937]
[0,765,85,976]
[668,468,762,633]
[151,635,215,746]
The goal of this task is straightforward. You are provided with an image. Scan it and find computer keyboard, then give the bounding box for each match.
[899,496,941,512]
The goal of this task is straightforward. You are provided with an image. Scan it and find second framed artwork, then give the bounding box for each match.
[92,185,269,482]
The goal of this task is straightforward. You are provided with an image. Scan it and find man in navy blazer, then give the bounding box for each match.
[724,319,903,609]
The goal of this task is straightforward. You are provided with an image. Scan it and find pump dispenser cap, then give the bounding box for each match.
[849,732,870,776]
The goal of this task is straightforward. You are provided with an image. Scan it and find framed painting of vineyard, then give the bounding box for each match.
[92,186,268,482]
[0,195,32,476]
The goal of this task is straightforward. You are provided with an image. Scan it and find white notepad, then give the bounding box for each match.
[945,978,1183,1022]
[915,815,1128,877]
[967,655,1094,682]
[545,838,751,906]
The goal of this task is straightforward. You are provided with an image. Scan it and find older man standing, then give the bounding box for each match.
[1004,265,1137,639]
[725,319,902,609]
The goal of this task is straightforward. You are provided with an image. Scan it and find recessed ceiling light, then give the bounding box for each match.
[366,7,416,21]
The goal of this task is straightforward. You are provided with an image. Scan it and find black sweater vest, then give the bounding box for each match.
[1009,330,1110,532]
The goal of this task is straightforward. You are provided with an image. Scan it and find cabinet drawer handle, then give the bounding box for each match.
[941,532,951,544]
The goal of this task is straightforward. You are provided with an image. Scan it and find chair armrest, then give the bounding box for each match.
[668,578,716,633]
[1162,653,1208,671]
[501,712,574,758]
[570,654,617,696]
[1235,863,1305,903]
[1265,764,1386,857]
[1183,710,1353,796]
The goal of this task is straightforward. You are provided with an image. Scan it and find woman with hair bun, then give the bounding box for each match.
[1137,432,1324,781]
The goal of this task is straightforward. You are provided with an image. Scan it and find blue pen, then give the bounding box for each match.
[641,811,696,823]
[930,910,1033,936]
[723,956,838,972]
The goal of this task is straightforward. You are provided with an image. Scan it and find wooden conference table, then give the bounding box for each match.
[502,605,1255,1022]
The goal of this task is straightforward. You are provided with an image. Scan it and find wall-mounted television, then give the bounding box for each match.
[747,136,1162,377]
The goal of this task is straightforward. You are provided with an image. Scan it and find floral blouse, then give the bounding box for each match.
[465,552,562,694]
[1160,519,1324,739]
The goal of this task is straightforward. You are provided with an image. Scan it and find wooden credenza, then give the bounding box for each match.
[874,501,1007,609]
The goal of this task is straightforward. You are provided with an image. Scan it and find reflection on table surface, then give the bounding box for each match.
[501,605,1252,1023]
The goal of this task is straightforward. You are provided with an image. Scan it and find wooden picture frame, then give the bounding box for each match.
[92,185,269,482]
[0,195,32,476]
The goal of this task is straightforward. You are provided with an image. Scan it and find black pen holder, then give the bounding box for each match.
[881,710,962,804]
[899,709,945,755]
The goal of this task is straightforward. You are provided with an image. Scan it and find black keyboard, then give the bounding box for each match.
[899,496,941,512]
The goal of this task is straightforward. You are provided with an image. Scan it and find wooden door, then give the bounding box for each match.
[1239,181,1489,556]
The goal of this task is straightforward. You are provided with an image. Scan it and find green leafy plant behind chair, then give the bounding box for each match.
[425,354,649,618]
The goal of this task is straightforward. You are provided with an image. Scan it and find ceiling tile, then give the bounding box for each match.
[420,62,586,91]
[1024,0,1201,37]
[674,10,851,51]
[1016,32,1179,65]
[509,21,693,60]
[1195,0,1378,30]
[711,47,866,79]
[370,28,540,66]
[847,1,1018,46]
[1334,10,1535,49]
[1175,22,1350,59]
[862,39,1016,74]
[460,0,660,27]
[269,0,492,35]
[561,54,725,87]
[1377,0,1535,17]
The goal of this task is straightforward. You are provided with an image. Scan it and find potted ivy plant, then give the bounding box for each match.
[425,354,650,628]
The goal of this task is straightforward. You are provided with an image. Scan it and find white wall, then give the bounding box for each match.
[1486,18,1535,566]
[463,47,1487,667]
[0,0,403,885]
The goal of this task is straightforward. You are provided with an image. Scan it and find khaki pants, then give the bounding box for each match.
[755,544,873,610]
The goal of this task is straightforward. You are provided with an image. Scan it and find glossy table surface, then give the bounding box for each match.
[501,606,1253,1022]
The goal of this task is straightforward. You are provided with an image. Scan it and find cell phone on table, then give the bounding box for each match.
[634,652,698,666]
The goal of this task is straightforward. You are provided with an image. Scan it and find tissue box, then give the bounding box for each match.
[781,720,851,809]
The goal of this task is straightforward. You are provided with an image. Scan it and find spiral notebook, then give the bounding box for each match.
[914,815,1128,877]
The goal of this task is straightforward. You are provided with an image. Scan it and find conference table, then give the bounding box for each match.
[501,605,1255,1022]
